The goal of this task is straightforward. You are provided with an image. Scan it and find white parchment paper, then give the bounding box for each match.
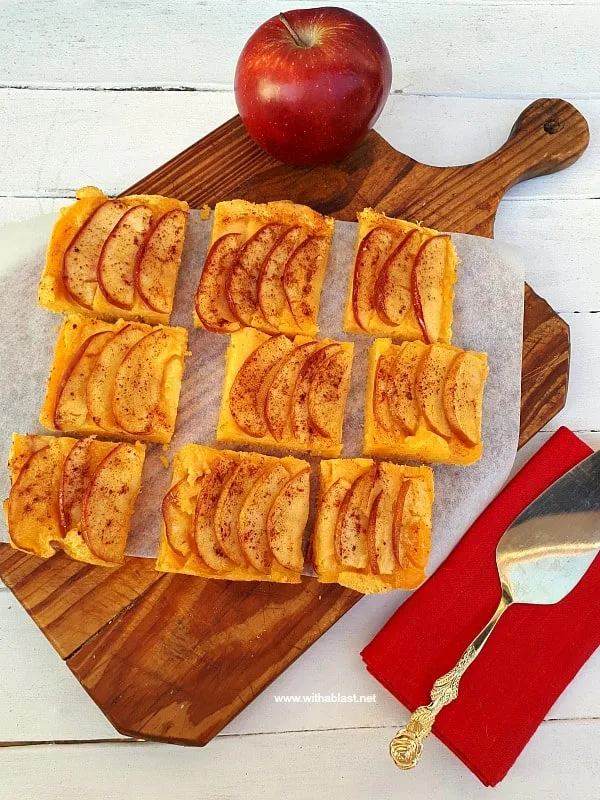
[0,210,524,585]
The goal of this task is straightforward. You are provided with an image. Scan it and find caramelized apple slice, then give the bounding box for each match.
[387,341,427,435]
[112,328,183,436]
[81,443,143,563]
[366,492,396,575]
[415,344,456,437]
[97,205,153,309]
[86,325,145,430]
[135,209,187,314]
[443,352,487,446]
[227,223,287,329]
[314,477,351,566]
[54,330,114,430]
[372,353,397,433]
[214,460,265,566]
[7,444,62,555]
[264,341,322,441]
[351,227,398,331]
[282,236,328,332]
[412,235,451,344]
[291,343,339,444]
[63,200,128,309]
[334,465,377,569]
[373,229,420,326]
[239,464,291,573]
[267,467,310,571]
[194,457,236,571]
[229,334,294,437]
[307,347,352,439]
[195,233,242,333]
[392,479,432,569]
[162,478,196,560]
[258,226,306,327]
[59,438,99,533]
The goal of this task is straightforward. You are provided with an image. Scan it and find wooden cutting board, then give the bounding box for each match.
[0,98,588,746]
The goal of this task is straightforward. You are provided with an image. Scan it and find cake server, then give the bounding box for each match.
[389,448,600,770]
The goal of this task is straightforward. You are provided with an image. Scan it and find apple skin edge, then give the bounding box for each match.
[234,7,392,166]
[411,258,430,344]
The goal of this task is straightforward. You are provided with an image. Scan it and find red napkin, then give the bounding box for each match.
[361,427,599,786]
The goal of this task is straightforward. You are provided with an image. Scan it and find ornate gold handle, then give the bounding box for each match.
[389,644,478,769]
[389,593,511,770]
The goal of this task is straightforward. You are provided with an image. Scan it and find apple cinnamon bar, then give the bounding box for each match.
[364,338,488,466]
[156,444,310,583]
[312,458,434,594]
[217,327,354,458]
[4,433,145,565]
[39,186,189,325]
[40,315,188,444]
[194,199,334,337]
[343,208,458,343]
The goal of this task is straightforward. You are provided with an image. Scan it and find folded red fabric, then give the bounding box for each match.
[361,427,598,786]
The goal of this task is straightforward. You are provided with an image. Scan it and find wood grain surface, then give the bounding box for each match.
[0,97,588,746]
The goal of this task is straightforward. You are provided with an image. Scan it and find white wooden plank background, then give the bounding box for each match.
[1,1,599,797]
[2,1,599,96]
[2,722,600,800]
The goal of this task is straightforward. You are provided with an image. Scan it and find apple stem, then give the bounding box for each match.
[279,12,308,47]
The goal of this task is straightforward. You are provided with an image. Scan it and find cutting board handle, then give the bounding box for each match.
[477,98,589,193]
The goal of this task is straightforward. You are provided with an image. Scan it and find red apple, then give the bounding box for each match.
[234,7,392,165]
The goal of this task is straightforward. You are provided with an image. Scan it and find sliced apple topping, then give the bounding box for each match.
[59,438,101,533]
[86,324,145,430]
[415,344,456,438]
[412,234,450,344]
[112,328,183,435]
[291,343,339,444]
[393,479,432,570]
[63,200,128,309]
[238,464,291,573]
[227,223,288,328]
[162,478,196,560]
[352,227,398,331]
[81,443,143,563]
[334,465,377,569]
[443,352,486,446]
[214,460,265,566]
[258,226,306,328]
[282,236,328,331]
[195,233,243,333]
[193,457,236,572]
[315,477,352,565]
[135,209,187,314]
[229,334,294,437]
[267,467,310,571]
[307,347,352,439]
[373,229,421,326]
[7,444,62,554]
[387,341,426,435]
[264,341,322,441]
[372,352,398,433]
[54,330,114,430]
[97,205,153,309]
[366,494,397,576]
